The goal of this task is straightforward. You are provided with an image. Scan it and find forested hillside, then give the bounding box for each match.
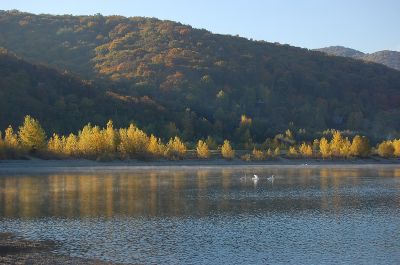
[0,50,171,134]
[0,10,400,143]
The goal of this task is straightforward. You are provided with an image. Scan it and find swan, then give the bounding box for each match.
[252,174,259,181]
[267,175,275,181]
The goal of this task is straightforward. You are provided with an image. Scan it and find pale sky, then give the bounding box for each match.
[1,0,399,53]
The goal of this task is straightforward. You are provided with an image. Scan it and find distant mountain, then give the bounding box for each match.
[315,46,400,71]
[362,50,400,71]
[0,10,399,141]
[314,46,365,58]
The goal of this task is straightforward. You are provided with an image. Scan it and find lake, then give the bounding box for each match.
[0,164,400,264]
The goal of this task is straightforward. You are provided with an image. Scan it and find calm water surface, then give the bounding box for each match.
[0,165,400,264]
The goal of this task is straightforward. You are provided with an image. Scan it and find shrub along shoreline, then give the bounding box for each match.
[0,115,399,161]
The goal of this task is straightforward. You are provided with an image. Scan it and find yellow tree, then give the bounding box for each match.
[48,133,64,154]
[349,135,370,157]
[103,120,117,153]
[221,140,235,160]
[392,139,400,157]
[339,137,351,158]
[166,136,186,160]
[240,115,252,126]
[288,146,298,158]
[60,136,67,153]
[147,134,165,158]
[377,141,394,158]
[18,115,46,152]
[330,131,343,157]
[299,143,313,157]
[274,147,280,157]
[118,124,150,158]
[285,129,293,140]
[196,140,210,159]
[252,148,264,160]
[4,126,19,149]
[78,124,111,157]
[64,133,78,156]
[319,137,330,158]
[266,148,273,158]
[78,124,98,157]
[118,127,130,157]
[92,125,107,155]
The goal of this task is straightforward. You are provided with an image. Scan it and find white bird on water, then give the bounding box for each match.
[252,174,259,181]
[267,175,275,182]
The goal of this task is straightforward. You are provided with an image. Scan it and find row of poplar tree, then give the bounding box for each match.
[0,116,399,160]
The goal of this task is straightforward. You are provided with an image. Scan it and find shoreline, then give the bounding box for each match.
[0,233,118,265]
[0,158,399,174]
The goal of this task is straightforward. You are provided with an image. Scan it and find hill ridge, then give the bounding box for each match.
[0,10,399,141]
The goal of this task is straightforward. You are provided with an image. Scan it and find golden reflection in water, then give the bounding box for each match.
[0,167,398,218]
[196,169,209,215]
[220,168,233,211]
[3,178,17,217]
[19,177,40,218]
[320,172,329,210]
[168,171,182,216]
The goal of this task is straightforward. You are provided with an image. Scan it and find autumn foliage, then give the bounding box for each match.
[0,116,399,161]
